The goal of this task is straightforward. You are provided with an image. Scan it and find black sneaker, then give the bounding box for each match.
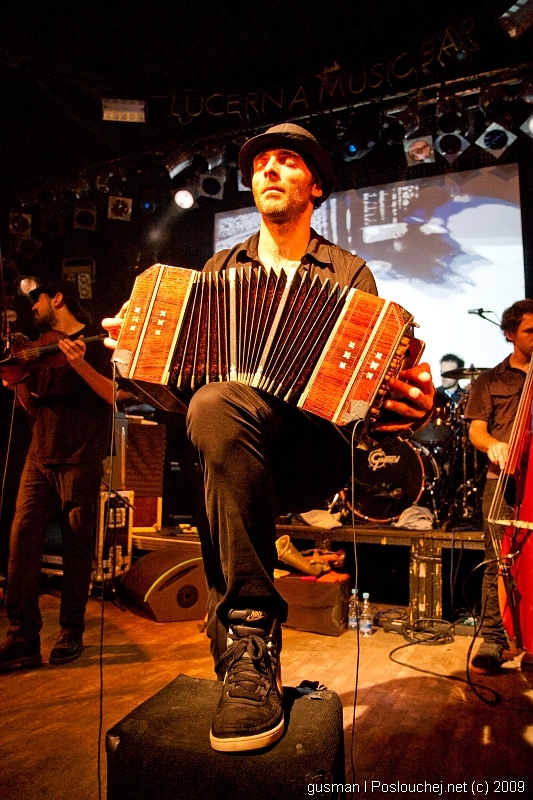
[210,609,284,753]
[471,642,505,675]
[0,635,42,672]
[49,629,84,665]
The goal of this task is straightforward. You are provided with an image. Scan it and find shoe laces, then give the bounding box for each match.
[222,635,276,702]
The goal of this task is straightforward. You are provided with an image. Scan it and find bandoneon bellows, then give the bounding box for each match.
[112,264,422,427]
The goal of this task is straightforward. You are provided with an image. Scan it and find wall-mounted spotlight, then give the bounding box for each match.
[403,135,435,166]
[197,166,226,199]
[381,116,407,146]
[434,132,470,163]
[9,212,32,236]
[520,78,533,104]
[165,154,193,180]
[94,172,112,194]
[480,85,514,131]
[337,109,379,162]
[519,112,533,138]
[174,188,196,209]
[106,170,128,197]
[73,203,97,230]
[436,95,463,134]
[386,99,427,144]
[475,121,517,157]
[19,276,39,296]
[434,94,470,163]
[108,196,133,221]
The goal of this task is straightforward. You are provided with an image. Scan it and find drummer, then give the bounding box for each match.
[437,353,467,408]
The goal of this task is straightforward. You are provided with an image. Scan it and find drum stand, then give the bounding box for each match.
[446,416,483,525]
[416,446,442,526]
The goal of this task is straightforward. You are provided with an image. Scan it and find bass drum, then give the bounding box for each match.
[350,438,439,523]
[411,394,453,447]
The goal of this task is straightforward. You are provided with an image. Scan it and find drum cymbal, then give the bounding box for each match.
[441,366,487,380]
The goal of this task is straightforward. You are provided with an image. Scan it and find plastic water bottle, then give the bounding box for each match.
[359,592,373,637]
[348,589,359,630]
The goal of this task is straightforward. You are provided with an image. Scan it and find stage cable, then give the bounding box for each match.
[96,359,119,800]
[0,241,15,541]
[0,391,17,576]
[383,560,501,706]
[462,561,505,705]
[347,422,362,784]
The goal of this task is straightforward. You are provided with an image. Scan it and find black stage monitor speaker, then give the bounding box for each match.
[106,674,345,800]
[120,547,207,622]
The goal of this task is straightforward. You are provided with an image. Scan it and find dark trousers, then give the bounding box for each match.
[6,459,102,642]
[187,382,352,671]
[480,478,511,646]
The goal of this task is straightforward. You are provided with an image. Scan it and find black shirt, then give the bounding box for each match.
[203,229,378,294]
[463,356,525,444]
[27,324,113,465]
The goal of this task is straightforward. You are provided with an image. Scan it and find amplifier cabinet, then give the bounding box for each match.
[106,674,345,800]
[93,490,134,583]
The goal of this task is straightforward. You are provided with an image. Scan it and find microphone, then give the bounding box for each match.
[389,488,404,499]
[367,487,404,499]
[467,308,500,326]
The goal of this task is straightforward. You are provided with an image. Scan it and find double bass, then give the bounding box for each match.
[488,357,533,654]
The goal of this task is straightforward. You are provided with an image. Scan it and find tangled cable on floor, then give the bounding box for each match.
[385,616,502,705]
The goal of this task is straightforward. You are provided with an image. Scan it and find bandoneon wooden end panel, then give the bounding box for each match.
[112,264,162,378]
[297,292,413,426]
[113,264,196,384]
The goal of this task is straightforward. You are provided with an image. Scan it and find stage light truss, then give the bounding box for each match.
[7,66,533,235]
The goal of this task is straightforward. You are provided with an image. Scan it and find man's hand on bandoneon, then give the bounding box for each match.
[102,301,129,349]
[373,362,435,434]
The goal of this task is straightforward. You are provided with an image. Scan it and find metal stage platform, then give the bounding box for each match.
[132,522,484,623]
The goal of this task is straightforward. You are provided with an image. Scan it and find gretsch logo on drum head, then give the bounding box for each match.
[368,448,401,471]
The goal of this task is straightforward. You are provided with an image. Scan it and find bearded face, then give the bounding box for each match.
[251,148,322,224]
[32,294,57,331]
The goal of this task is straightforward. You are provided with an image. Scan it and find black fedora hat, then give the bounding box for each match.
[29,279,80,304]
[238,123,336,202]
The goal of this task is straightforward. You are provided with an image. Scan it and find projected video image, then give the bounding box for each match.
[214,164,525,383]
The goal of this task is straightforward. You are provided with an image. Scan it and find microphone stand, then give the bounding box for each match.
[0,252,13,357]
[471,309,500,327]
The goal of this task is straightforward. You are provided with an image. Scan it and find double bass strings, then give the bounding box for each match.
[487,357,533,536]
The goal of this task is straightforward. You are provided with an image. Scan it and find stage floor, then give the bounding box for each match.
[1,582,532,799]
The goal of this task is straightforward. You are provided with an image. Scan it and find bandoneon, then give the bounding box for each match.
[112,263,423,427]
